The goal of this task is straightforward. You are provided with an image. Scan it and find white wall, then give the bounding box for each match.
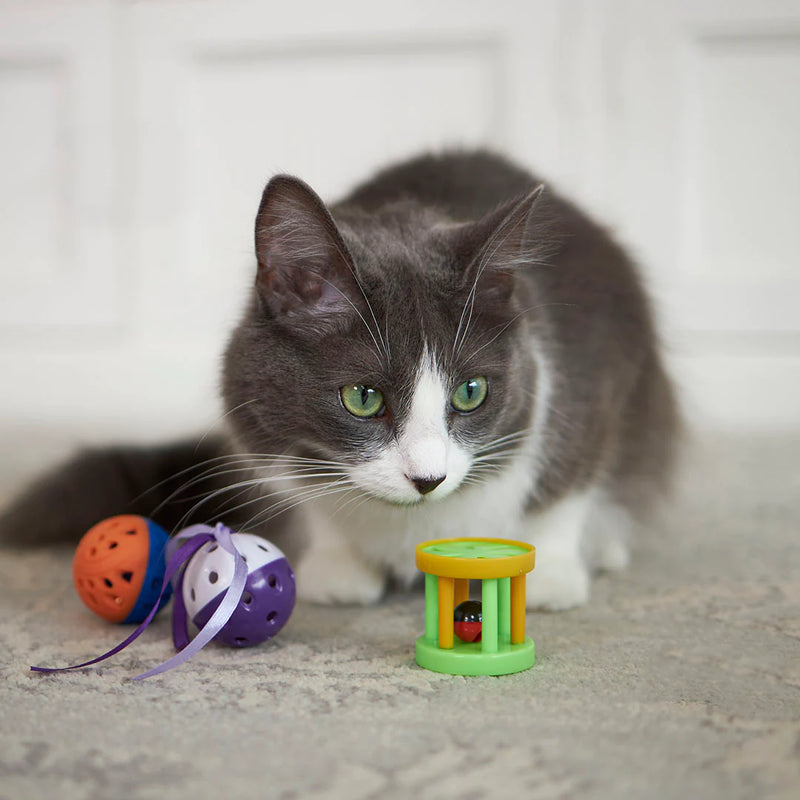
[1,0,799,460]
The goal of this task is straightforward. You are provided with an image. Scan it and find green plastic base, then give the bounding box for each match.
[415,636,535,676]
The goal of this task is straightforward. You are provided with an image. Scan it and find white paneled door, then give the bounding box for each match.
[602,0,800,428]
[0,2,117,332]
[0,0,798,444]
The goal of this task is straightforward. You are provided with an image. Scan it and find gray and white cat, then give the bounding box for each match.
[0,151,679,610]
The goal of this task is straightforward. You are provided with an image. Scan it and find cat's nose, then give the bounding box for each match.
[409,475,446,495]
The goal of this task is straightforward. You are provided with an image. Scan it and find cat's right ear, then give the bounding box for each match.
[254,175,361,324]
[451,185,546,304]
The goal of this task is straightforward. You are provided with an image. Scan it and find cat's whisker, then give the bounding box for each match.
[193,398,260,454]
[485,433,532,451]
[164,462,348,498]
[171,481,253,533]
[161,468,349,508]
[463,470,504,489]
[453,206,541,361]
[451,279,479,363]
[383,300,392,366]
[328,236,390,365]
[320,276,386,368]
[469,464,507,479]
[135,450,346,506]
[193,479,338,531]
[133,452,259,503]
[474,439,530,458]
[167,469,352,532]
[472,455,524,467]
[475,427,535,456]
[472,458,521,472]
[328,487,366,520]
[471,456,511,471]
[169,483,253,507]
[462,302,577,366]
[460,478,487,490]
[479,426,534,447]
[144,450,348,510]
[187,482,263,525]
[460,471,502,491]
[238,478,357,532]
[150,464,349,519]
[544,404,576,427]
[517,391,578,432]
[452,224,511,360]
[339,492,374,521]
[175,477,338,534]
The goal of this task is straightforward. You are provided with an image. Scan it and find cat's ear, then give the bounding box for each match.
[455,185,545,302]
[254,175,360,322]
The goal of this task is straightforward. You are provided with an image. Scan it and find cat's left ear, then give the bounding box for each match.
[454,185,545,302]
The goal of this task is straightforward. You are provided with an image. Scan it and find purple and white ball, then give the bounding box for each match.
[182,533,295,647]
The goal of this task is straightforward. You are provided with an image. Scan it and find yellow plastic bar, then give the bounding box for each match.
[424,573,438,642]
[454,578,469,608]
[498,577,511,643]
[510,575,526,644]
[481,578,498,654]
[437,576,454,649]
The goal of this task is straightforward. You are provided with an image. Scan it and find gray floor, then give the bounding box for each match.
[1,433,798,800]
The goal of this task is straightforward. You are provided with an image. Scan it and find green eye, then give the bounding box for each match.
[451,377,488,413]
[340,384,385,418]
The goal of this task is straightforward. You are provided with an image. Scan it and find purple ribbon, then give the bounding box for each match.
[30,523,248,681]
[134,524,247,680]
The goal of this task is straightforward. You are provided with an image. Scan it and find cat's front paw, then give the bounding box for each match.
[525,555,589,610]
[294,548,385,606]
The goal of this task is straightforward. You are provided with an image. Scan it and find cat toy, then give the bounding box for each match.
[414,537,536,676]
[171,530,296,649]
[32,519,295,680]
[72,515,173,623]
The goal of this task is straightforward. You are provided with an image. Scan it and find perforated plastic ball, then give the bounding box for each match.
[454,600,483,643]
[181,533,295,647]
[72,515,172,624]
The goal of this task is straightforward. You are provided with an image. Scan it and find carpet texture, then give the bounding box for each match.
[0,433,798,800]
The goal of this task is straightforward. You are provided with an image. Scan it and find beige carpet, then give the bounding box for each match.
[1,433,798,800]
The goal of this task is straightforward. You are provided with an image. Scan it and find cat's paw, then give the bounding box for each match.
[594,535,630,572]
[525,555,589,610]
[588,498,633,572]
[294,549,385,606]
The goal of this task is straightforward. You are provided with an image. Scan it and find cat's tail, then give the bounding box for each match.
[0,436,235,547]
